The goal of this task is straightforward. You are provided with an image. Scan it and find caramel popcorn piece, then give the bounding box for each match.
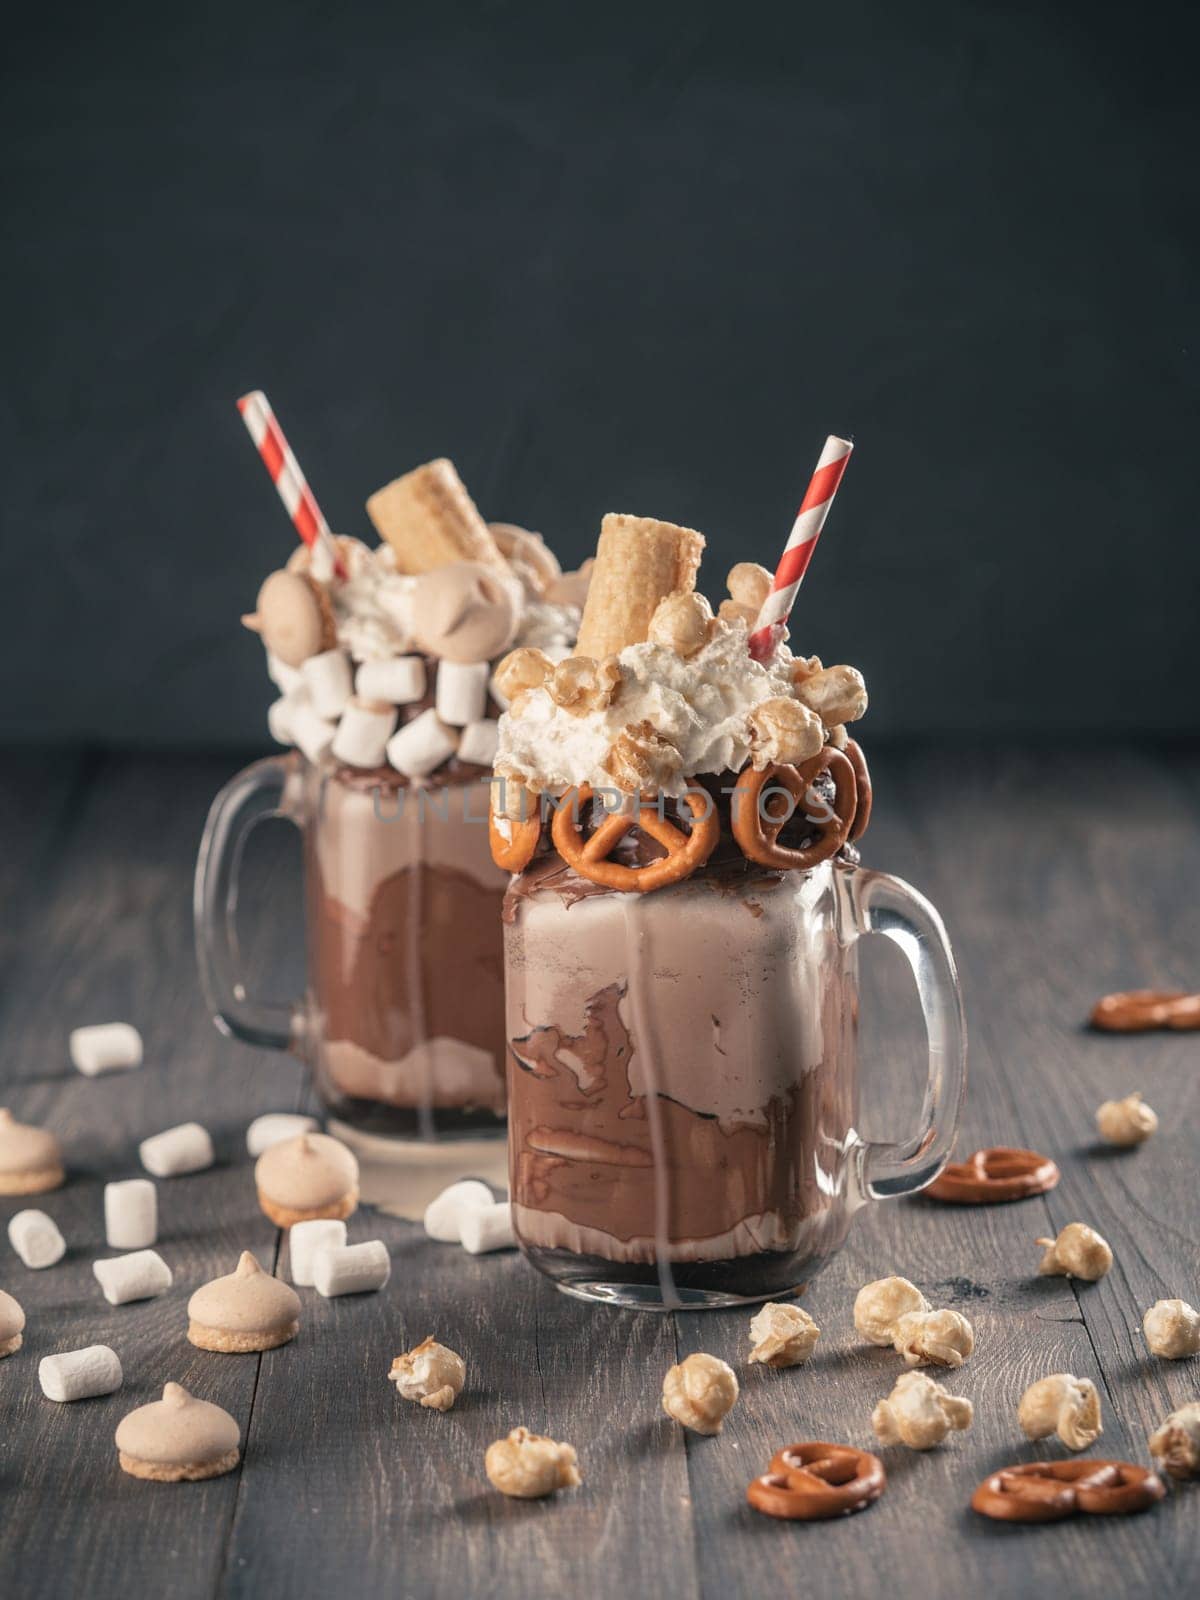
[493,647,554,707]
[794,664,868,726]
[1142,1298,1200,1359]
[1036,1222,1113,1281]
[892,1308,975,1369]
[747,697,824,768]
[547,655,622,716]
[484,1426,581,1498]
[601,720,682,794]
[647,591,716,659]
[1095,1091,1158,1146]
[389,1336,466,1412]
[747,1302,820,1368]
[853,1276,930,1346]
[726,562,772,611]
[662,1352,738,1435]
[1018,1373,1102,1451]
[871,1371,974,1450]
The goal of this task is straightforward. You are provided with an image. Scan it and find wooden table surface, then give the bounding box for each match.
[1,745,1196,1600]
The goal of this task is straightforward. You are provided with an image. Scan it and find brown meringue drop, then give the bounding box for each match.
[0,1107,64,1195]
[187,1251,302,1352]
[243,570,335,667]
[409,562,521,664]
[254,1131,359,1228]
[115,1382,240,1482]
[0,1287,25,1356]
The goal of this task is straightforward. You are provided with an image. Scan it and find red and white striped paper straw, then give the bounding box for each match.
[236,390,345,577]
[747,434,853,662]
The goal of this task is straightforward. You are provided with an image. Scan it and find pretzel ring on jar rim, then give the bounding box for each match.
[550,784,719,892]
[732,748,857,871]
[488,794,542,873]
[747,1442,886,1521]
[971,1459,1164,1524]
[843,738,873,843]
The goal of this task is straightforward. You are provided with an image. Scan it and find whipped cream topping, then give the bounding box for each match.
[496,619,800,796]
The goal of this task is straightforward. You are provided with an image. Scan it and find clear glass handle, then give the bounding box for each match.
[193,754,305,1051]
[846,867,967,1202]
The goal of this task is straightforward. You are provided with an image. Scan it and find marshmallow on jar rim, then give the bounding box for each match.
[0,1108,64,1195]
[255,1131,359,1228]
[0,1287,25,1356]
[410,562,521,664]
[115,1382,241,1483]
[331,697,398,769]
[187,1251,302,1353]
[355,655,426,706]
[384,708,458,779]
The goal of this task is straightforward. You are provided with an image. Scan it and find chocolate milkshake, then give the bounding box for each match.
[489,512,930,1305]
[199,456,587,1137]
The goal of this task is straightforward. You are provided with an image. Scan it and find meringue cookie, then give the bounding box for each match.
[243,570,335,668]
[255,1132,359,1228]
[488,523,562,597]
[0,1287,25,1356]
[115,1383,240,1482]
[409,562,520,664]
[187,1250,302,1352]
[0,1108,64,1195]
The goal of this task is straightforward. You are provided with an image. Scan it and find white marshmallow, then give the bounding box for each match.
[301,649,354,718]
[267,692,300,746]
[93,1249,172,1305]
[288,700,337,764]
[385,709,458,778]
[39,1345,123,1402]
[104,1179,157,1250]
[423,1179,494,1244]
[312,1239,390,1298]
[138,1122,214,1178]
[288,1218,348,1287]
[356,656,426,705]
[457,719,499,767]
[435,660,489,726]
[8,1209,66,1269]
[459,1202,516,1255]
[331,699,398,769]
[267,653,304,694]
[245,1113,319,1158]
[69,1022,143,1077]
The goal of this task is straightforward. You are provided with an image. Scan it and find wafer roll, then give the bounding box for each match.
[575,514,705,659]
[366,459,507,574]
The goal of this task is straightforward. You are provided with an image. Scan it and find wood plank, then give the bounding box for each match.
[876,745,1199,1592]
[679,755,1127,1600]
[0,753,310,1600]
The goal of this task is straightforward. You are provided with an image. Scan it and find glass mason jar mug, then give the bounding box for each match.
[500,749,967,1308]
[195,752,508,1140]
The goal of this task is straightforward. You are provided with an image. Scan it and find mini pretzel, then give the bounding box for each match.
[843,738,873,842]
[732,749,857,872]
[971,1460,1164,1524]
[924,1146,1060,1204]
[1090,990,1200,1032]
[747,1443,886,1521]
[550,785,719,892]
[488,798,542,873]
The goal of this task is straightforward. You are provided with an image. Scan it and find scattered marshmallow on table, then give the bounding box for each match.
[8,1209,67,1269]
[457,719,499,767]
[288,700,337,764]
[385,709,458,779]
[288,1218,347,1287]
[94,1249,173,1306]
[312,1239,390,1298]
[435,661,489,726]
[460,1203,516,1255]
[105,1179,157,1250]
[301,649,353,719]
[356,656,426,705]
[424,1180,494,1244]
[69,1023,143,1077]
[245,1113,319,1159]
[139,1122,213,1178]
[39,1345,123,1402]
[331,698,398,769]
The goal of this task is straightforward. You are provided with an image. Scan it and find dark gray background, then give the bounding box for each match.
[2,0,1196,749]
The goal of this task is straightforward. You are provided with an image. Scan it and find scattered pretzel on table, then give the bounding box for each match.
[971,1459,1164,1523]
[550,783,720,892]
[924,1146,1060,1204]
[732,747,857,872]
[1090,990,1200,1032]
[746,1442,886,1521]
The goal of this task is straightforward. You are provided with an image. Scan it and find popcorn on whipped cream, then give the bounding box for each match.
[495,621,809,798]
